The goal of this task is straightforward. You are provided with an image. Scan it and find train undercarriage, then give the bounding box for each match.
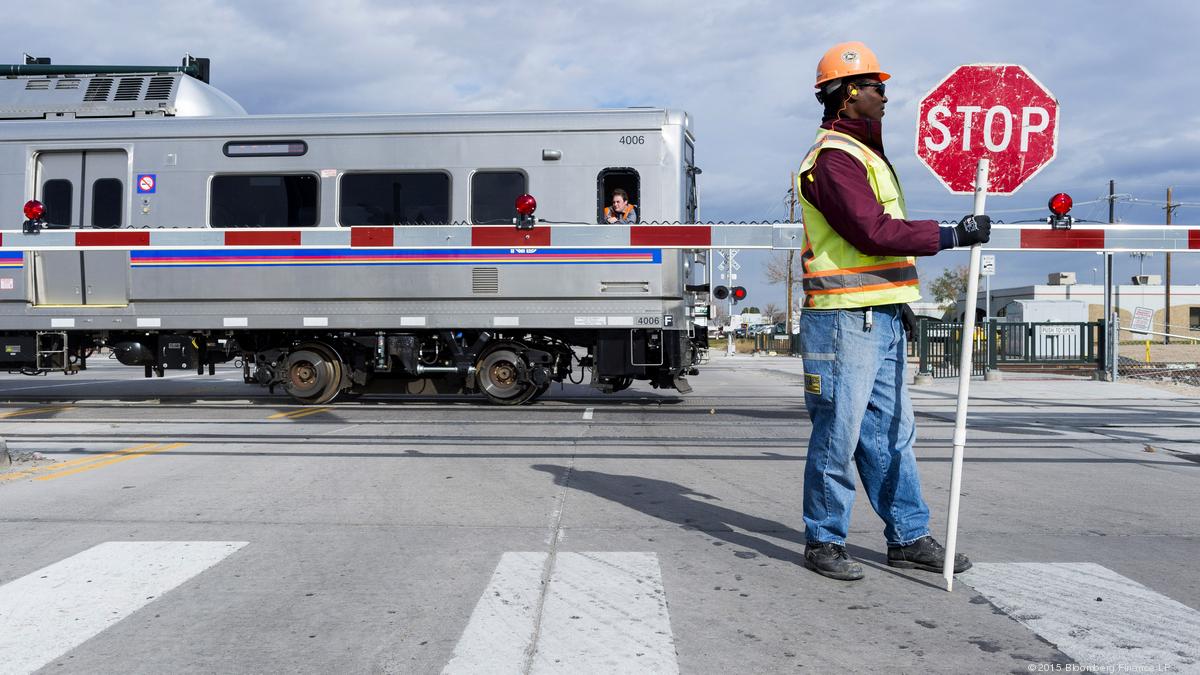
[2,328,703,405]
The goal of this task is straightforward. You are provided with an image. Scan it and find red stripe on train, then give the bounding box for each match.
[224,230,303,246]
[351,227,394,247]
[471,226,552,247]
[1019,229,1105,250]
[1190,229,1200,249]
[630,225,711,247]
[75,231,151,247]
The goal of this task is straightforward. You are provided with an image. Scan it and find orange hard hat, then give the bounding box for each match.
[814,41,890,89]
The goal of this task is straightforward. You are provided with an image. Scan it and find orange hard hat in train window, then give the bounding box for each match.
[815,41,891,89]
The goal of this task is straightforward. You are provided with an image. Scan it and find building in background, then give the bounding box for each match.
[958,272,1199,336]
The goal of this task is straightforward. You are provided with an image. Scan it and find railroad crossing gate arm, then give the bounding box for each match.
[0,222,1197,253]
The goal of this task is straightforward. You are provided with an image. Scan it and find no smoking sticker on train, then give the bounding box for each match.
[136,174,156,194]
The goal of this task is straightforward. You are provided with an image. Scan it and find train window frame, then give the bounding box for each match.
[596,168,641,224]
[337,170,453,227]
[208,172,321,228]
[41,178,73,228]
[470,169,528,225]
[684,140,698,223]
[222,140,308,158]
[91,177,123,229]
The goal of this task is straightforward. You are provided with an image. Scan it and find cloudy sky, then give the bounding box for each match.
[9,0,1199,309]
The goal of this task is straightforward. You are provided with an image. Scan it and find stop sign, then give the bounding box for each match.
[915,64,1058,195]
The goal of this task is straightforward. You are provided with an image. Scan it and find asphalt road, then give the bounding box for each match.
[1,355,1198,674]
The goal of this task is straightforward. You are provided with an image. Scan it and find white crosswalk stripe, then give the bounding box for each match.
[962,562,1200,672]
[444,552,678,674]
[0,541,247,675]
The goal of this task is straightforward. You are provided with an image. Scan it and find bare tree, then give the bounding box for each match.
[765,250,802,317]
[764,250,800,287]
[763,302,784,324]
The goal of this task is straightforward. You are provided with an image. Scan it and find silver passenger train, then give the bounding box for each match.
[0,58,709,404]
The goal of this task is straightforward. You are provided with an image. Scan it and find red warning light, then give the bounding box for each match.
[1048,192,1073,216]
[515,194,537,216]
[732,286,747,302]
[23,199,45,220]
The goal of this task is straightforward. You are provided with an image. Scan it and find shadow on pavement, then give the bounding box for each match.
[532,464,959,588]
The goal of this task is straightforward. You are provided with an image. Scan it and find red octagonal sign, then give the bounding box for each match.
[916,64,1058,195]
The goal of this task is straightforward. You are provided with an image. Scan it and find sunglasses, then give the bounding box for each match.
[853,82,886,96]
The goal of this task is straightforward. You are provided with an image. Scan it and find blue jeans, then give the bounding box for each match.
[800,305,930,547]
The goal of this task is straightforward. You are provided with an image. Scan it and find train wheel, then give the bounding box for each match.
[476,344,537,405]
[611,377,634,393]
[527,381,552,403]
[284,343,343,405]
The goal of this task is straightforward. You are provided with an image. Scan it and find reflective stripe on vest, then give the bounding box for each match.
[797,129,921,309]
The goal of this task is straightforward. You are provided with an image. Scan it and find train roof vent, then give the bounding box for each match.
[145,76,173,100]
[0,71,245,119]
[83,77,113,101]
[114,77,144,101]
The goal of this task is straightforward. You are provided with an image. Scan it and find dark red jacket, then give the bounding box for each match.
[799,118,943,256]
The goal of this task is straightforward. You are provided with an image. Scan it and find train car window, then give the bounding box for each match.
[597,168,640,223]
[91,178,123,228]
[41,179,73,227]
[471,171,527,224]
[223,141,308,157]
[339,172,450,226]
[210,174,319,228]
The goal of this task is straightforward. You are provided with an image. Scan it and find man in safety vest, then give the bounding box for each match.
[603,189,638,224]
[797,42,990,581]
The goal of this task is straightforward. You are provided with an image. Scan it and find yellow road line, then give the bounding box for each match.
[0,405,75,419]
[35,443,187,482]
[268,407,332,420]
[0,442,162,482]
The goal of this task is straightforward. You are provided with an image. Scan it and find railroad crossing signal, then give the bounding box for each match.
[731,286,747,303]
[916,64,1058,195]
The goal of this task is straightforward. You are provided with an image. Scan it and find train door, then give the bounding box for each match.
[31,150,129,305]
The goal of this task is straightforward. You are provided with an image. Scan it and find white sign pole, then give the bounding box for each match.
[944,158,988,592]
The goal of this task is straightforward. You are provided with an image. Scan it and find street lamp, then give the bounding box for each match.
[1091,267,1098,285]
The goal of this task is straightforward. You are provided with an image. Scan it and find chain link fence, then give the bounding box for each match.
[1116,320,1200,387]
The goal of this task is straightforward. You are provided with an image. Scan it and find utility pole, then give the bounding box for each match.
[1104,180,1115,380]
[786,173,796,334]
[1165,187,1174,344]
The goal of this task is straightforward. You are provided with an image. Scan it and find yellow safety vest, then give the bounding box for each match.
[797,129,921,309]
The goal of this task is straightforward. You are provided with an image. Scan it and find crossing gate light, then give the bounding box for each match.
[732,286,747,303]
[712,285,730,300]
[22,199,44,233]
[1047,192,1073,230]
[514,193,537,230]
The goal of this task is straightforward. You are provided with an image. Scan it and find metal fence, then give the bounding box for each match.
[917,320,1104,378]
[1115,326,1200,387]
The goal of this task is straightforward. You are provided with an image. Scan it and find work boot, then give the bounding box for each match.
[803,542,865,581]
[887,536,972,573]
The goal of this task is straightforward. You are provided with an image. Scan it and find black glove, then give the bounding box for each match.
[900,303,918,339]
[952,214,991,247]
